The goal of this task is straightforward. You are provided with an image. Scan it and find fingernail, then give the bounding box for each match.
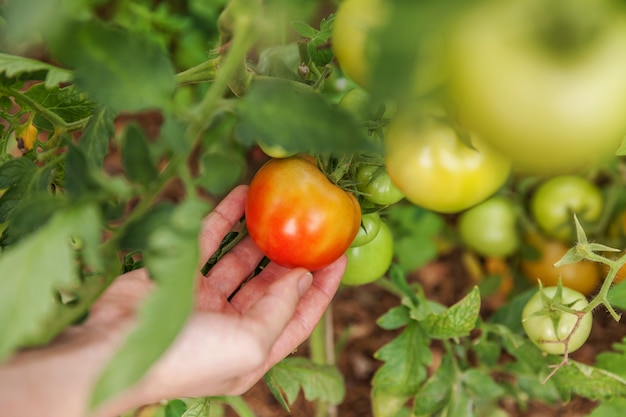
[298,272,313,296]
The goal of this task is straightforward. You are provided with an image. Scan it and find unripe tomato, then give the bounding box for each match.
[246,156,361,271]
[342,220,394,286]
[530,175,603,242]
[445,0,626,175]
[350,212,382,247]
[458,195,519,258]
[520,233,600,296]
[355,164,404,206]
[384,108,511,213]
[522,286,593,355]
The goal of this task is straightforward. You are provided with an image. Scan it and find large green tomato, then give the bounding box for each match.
[458,195,519,258]
[342,221,394,286]
[445,0,626,175]
[522,286,593,355]
[384,108,511,213]
[530,175,603,241]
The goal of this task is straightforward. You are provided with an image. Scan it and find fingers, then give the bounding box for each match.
[228,261,293,312]
[198,185,249,267]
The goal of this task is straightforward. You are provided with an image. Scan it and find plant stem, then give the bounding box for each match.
[175,58,220,85]
[310,307,337,417]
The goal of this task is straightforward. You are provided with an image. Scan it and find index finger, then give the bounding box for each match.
[198,185,249,266]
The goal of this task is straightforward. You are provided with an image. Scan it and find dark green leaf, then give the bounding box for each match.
[373,322,430,396]
[64,143,102,199]
[25,83,95,130]
[0,195,67,248]
[235,78,377,154]
[91,199,208,408]
[165,399,188,417]
[197,149,246,196]
[462,369,504,401]
[51,20,176,111]
[423,286,481,339]
[78,107,116,168]
[0,53,73,88]
[118,203,175,250]
[489,288,537,333]
[377,305,411,330]
[121,123,159,186]
[0,204,102,361]
[608,281,626,310]
[0,157,36,189]
[265,357,345,407]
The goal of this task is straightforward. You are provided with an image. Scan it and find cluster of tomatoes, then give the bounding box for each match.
[245,0,626,357]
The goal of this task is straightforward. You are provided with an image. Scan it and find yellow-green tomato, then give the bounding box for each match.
[350,212,382,247]
[522,286,593,355]
[342,221,394,286]
[445,0,626,175]
[530,175,603,241]
[384,109,511,213]
[458,195,520,257]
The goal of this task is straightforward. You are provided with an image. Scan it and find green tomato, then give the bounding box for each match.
[342,220,394,286]
[356,164,404,206]
[351,212,382,247]
[445,0,626,175]
[530,175,603,241]
[458,195,519,258]
[522,286,593,355]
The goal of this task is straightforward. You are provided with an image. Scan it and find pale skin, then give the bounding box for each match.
[0,185,346,417]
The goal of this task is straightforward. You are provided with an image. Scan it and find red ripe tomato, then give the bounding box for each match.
[245,156,362,271]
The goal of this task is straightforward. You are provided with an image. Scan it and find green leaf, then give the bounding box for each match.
[0,53,73,88]
[0,157,36,189]
[197,149,246,196]
[51,20,176,111]
[91,199,208,408]
[64,143,102,199]
[78,107,116,168]
[588,397,626,417]
[0,195,67,248]
[462,369,504,402]
[25,83,95,129]
[165,399,188,417]
[596,338,626,380]
[291,21,318,38]
[377,305,411,330]
[121,123,159,186]
[552,361,626,400]
[0,158,52,225]
[235,78,377,154]
[385,204,443,272]
[371,386,409,417]
[608,281,626,310]
[264,357,345,408]
[118,203,175,251]
[423,286,481,339]
[412,354,454,416]
[181,397,212,417]
[0,204,102,361]
[489,288,536,333]
[373,322,430,396]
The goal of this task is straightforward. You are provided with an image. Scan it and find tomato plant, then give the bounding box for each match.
[530,175,604,241]
[245,156,361,271]
[444,0,626,175]
[384,107,511,213]
[522,286,593,355]
[342,220,394,286]
[520,233,601,296]
[355,164,404,206]
[458,195,519,258]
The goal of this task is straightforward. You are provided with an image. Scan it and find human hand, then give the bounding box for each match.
[87,185,346,414]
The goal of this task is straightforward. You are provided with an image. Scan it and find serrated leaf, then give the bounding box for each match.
[462,369,504,401]
[51,20,175,111]
[0,195,67,248]
[91,198,208,408]
[25,83,95,129]
[235,78,377,154]
[121,123,159,186]
[197,149,246,196]
[423,286,480,339]
[291,21,318,38]
[78,107,116,168]
[0,53,73,88]
[552,361,626,400]
[64,143,102,199]
[264,357,345,408]
[412,354,454,415]
[0,203,101,361]
[373,322,430,396]
[377,305,411,330]
[181,397,211,417]
[0,157,36,189]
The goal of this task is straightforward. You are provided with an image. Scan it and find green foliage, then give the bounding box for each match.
[264,357,345,411]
